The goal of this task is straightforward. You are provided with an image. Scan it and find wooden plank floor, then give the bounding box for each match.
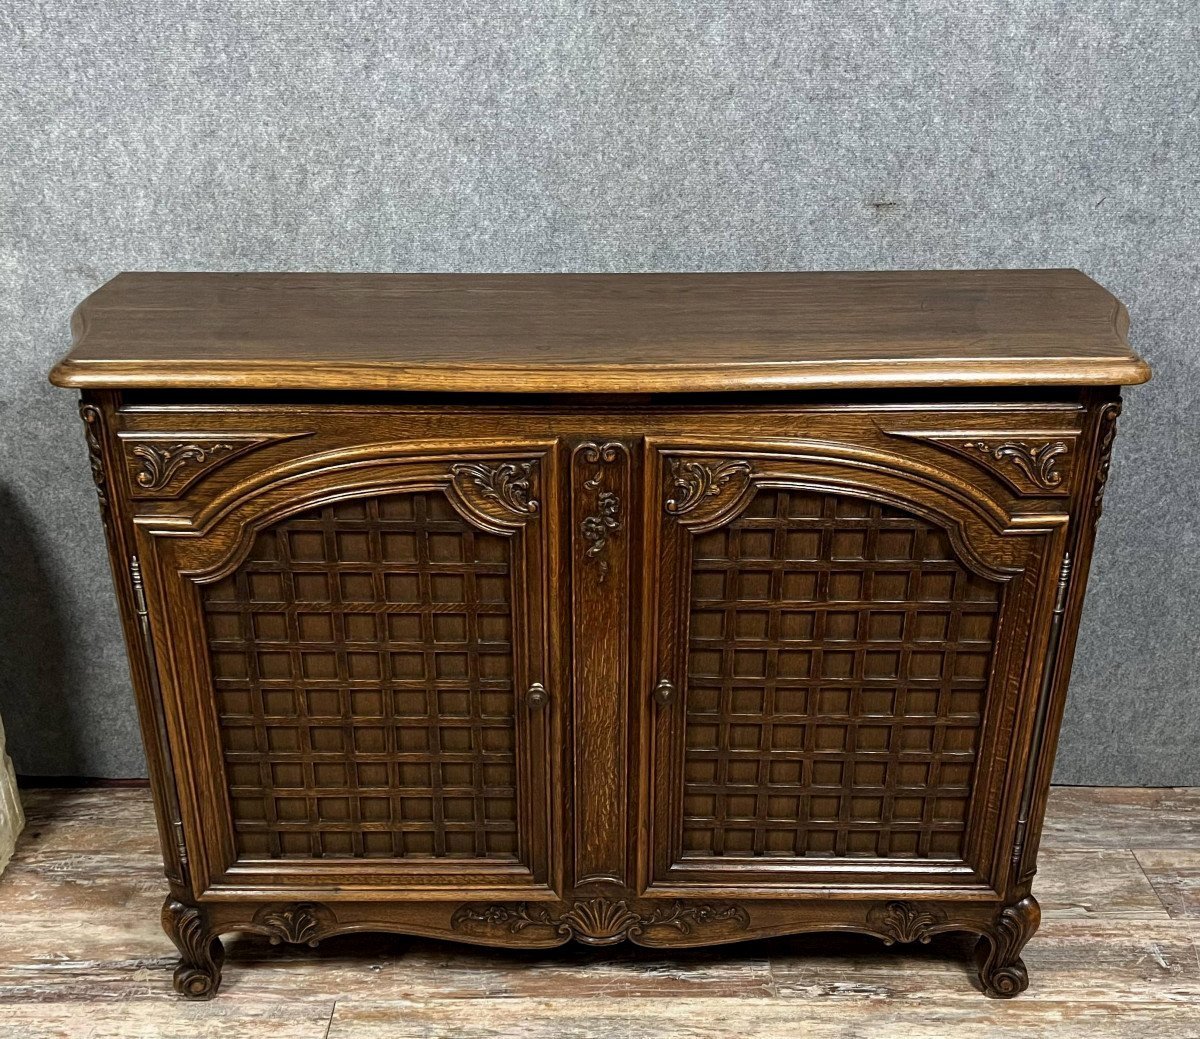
[1,788,1199,1038]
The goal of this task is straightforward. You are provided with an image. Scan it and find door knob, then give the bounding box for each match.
[527,682,549,709]
[653,679,677,706]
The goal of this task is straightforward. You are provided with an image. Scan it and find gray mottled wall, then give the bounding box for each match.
[0,1,1196,782]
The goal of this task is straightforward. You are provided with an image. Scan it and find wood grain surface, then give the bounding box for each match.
[48,270,1150,392]
[2,786,1198,1038]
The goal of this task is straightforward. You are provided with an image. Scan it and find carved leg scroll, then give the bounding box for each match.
[975,895,1039,998]
[162,897,225,999]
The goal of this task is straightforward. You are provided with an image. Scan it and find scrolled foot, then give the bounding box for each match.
[976,895,1039,998]
[162,897,225,1000]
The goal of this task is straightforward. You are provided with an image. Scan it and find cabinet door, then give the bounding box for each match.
[135,443,560,898]
[641,439,1067,895]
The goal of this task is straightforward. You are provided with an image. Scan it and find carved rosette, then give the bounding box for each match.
[251,902,335,948]
[162,898,224,1000]
[450,460,540,525]
[578,441,625,582]
[866,900,947,945]
[664,457,754,519]
[78,401,109,512]
[963,440,1070,490]
[451,897,750,947]
[976,896,1040,998]
[1092,401,1122,518]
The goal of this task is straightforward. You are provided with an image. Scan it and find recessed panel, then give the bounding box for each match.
[681,488,999,862]
[202,491,519,861]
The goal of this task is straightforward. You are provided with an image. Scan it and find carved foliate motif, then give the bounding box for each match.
[886,430,1076,496]
[664,457,753,516]
[964,440,1069,490]
[578,441,625,582]
[867,900,947,944]
[451,897,750,946]
[122,433,310,498]
[581,492,621,581]
[252,902,333,947]
[450,460,540,519]
[1092,401,1122,517]
[78,402,109,511]
[132,441,236,490]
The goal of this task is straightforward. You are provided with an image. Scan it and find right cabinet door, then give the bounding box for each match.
[641,438,1069,895]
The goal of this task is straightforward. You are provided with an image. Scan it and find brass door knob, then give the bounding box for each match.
[527,682,549,709]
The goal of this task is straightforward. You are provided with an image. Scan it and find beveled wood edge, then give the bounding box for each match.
[48,354,1153,392]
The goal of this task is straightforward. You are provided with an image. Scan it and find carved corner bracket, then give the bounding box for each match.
[889,432,1074,496]
[664,456,755,528]
[449,459,541,529]
[121,433,310,498]
[451,897,750,947]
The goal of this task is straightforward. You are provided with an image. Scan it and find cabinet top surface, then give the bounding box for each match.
[50,269,1149,393]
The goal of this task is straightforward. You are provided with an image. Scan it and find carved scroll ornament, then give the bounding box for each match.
[450,461,540,518]
[664,457,754,516]
[964,440,1069,490]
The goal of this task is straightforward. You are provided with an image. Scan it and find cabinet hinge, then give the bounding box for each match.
[130,556,149,617]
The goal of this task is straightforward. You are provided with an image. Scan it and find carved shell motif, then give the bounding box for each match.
[866,900,947,945]
[251,902,333,948]
[451,897,750,946]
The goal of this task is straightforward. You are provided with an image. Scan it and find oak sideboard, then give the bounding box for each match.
[50,270,1150,998]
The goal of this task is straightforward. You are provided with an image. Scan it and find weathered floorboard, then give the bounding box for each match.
[1133,849,1200,920]
[1039,787,1200,850]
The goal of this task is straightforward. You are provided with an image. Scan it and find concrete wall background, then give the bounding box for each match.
[1,1,1196,782]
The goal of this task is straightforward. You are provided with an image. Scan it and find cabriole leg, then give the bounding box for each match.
[975,895,1040,998]
[162,897,225,999]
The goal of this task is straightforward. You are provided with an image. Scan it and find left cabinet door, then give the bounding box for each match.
[132,438,561,900]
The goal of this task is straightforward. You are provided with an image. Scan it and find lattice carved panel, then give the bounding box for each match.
[201,491,519,860]
[681,488,1000,861]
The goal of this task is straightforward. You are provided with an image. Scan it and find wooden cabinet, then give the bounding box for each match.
[51,271,1149,999]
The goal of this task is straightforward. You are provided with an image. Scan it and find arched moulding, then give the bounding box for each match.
[657,441,1063,579]
[882,430,1079,497]
[138,450,546,584]
[144,440,554,536]
[656,436,1040,536]
[118,432,313,499]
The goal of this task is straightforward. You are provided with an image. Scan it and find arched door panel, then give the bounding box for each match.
[640,442,1067,896]
[134,446,561,899]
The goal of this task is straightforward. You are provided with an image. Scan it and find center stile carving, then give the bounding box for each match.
[578,441,624,581]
